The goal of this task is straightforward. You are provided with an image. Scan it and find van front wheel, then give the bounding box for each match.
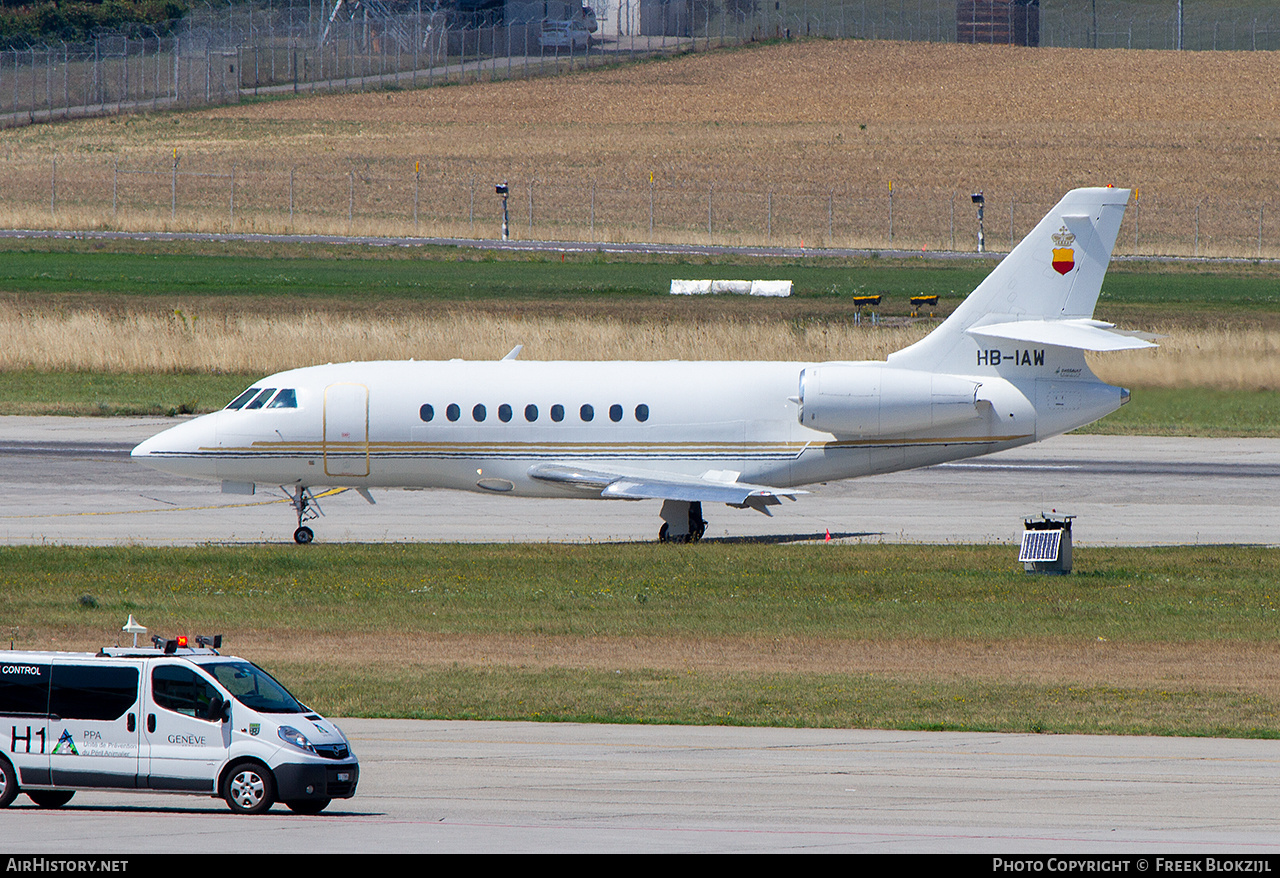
[223,762,275,815]
[0,756,17,808]
[285,798,331,815]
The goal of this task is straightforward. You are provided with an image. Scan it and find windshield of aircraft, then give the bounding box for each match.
[201,660,307,713]
[224,387,298,410]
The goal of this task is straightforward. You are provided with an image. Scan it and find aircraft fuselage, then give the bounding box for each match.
[133,357,1122,498]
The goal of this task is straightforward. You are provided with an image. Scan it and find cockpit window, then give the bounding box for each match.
[267,388,298,409]
[244,388,277,410]
[225,388,261,410]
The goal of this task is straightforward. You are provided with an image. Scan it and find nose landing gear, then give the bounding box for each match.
[286,486,323,544]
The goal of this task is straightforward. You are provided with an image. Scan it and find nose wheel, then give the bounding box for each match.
[286,486,322,544]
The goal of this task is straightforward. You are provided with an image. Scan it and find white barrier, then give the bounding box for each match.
[670,280,792,297]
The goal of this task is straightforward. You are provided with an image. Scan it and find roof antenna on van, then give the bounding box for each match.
[122,615,147,648]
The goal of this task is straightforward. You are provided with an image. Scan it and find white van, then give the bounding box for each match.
[0,635,358,814]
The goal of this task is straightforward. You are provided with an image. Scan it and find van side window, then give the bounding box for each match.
[49,665,138,721]
[152,665,221,720]
[0,662,51,716]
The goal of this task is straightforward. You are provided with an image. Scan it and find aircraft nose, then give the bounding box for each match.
[131,413,219,476]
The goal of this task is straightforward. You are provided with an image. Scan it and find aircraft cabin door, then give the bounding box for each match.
[323,383,370,478]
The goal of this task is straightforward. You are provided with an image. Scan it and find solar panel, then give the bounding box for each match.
[1019,529,1062,563]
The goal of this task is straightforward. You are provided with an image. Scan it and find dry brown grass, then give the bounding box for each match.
[1090,327,1280,390]
[0,300,1274,389]
[4,40,1279,251]
[0,302,921,372]
[241,634,1280,701]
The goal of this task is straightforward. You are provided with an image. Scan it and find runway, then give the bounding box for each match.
[1,416,1277,546]
[5,720,1280,854]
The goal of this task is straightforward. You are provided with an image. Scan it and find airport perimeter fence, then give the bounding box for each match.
[1,0,1279,128]
[6,151,1279,259]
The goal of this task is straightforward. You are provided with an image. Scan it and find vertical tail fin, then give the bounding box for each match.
[889,187,1137,375]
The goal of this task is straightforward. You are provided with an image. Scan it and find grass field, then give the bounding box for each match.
[3,40,1280,254]
[0,241,1277,429]
[7,543,1280,737]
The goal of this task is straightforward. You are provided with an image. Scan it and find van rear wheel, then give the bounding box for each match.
[285,798,331,815]
[223,761,275,815]
[0,756,17,808]
[27,790,75,808]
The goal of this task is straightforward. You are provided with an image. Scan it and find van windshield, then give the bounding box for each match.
[203,661,306,714]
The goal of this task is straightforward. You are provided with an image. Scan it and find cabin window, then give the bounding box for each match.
[225,388,260,410]
[580,404,594,422]
[609,404,623,422]
[635,404,650,422]
[419,404,434,422]
[550,404,564,422]
[498,404,513,423]
[244,388,277,410]
[49,664,139,722]
[151,665,221,720]
[267,389,298,409]
[525,404,539,422]
[472,404,487,422]
[446,404,461,422]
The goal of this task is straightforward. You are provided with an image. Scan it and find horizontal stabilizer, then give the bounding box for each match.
[528,463,803,506]
[967,319,1157,352]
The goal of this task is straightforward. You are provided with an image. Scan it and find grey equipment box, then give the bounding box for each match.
[1019,512,1074,574]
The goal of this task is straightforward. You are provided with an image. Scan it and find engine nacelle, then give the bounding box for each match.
[798,364,983,436]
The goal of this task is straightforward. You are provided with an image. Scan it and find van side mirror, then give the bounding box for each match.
[206,694,230,723]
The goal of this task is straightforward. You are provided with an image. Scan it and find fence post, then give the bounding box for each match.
[1133,191,1140,250]
[649,173,654,239]
[1010,196,1015,250]
[950,192,955,251]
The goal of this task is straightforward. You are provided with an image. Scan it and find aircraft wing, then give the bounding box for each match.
[527,463,803,512]
[967,319,1157,351]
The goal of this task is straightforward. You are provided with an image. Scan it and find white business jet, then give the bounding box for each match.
[132,187,1153,544]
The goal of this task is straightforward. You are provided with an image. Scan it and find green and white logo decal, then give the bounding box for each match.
[52,729,79,756]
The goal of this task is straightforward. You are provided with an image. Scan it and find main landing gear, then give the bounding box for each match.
[286,486,323,545]
[658,500,707,544]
